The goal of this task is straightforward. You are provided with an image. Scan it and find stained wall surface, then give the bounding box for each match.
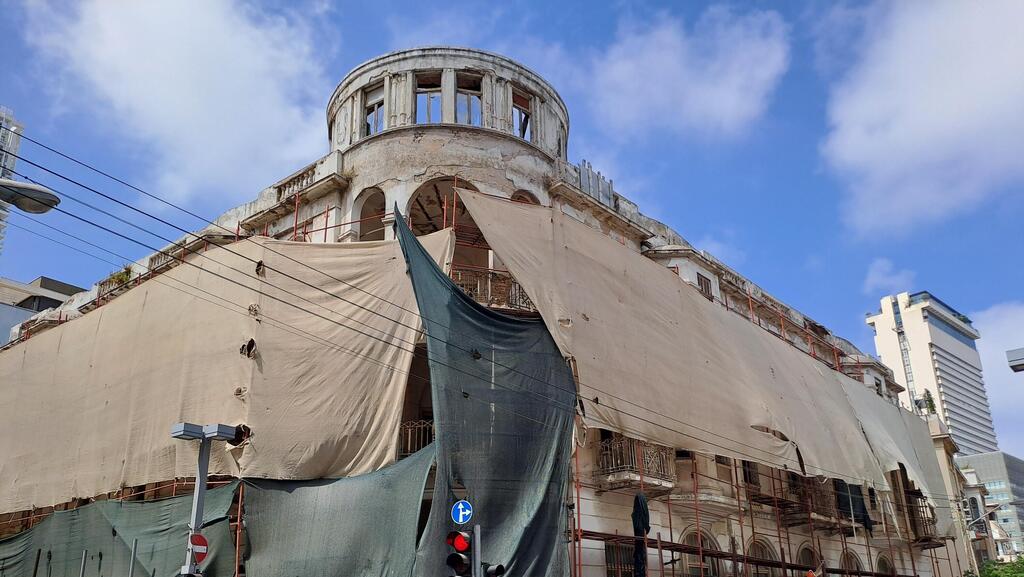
[0,232,453,513]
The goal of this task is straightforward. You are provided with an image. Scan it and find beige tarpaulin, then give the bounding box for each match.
[839,381,952,536]
[0,232,453,514]
[458,190,943,498]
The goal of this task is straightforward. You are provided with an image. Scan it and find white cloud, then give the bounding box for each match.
[589,6,790,139]
[861,257,915,295]
[695,232,747,266]
[971,302,1024,456]
[823,0,1024,235]
[23,0,330,204]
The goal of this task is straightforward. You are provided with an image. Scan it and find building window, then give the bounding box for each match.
[697,273,714,301]
[415,72,442,124]
[876,556,894,576]
[456,74,482,126]
[874,377,883,396]
[683,532,721,577]
[512,89,531,141]
[748,540,778,577]
[605,542,634,577]
[364,85,384,136]
[840,551,863,575]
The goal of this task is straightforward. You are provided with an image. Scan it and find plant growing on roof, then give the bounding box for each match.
[923,390,937,414]
[106,264,133,287]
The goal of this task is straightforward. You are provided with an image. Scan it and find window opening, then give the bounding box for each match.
[512,89,532,141]
[605,542,634,577]
[416,72,443,124]
[456,74,482,126]
[364,84,385,136]
[683,532,721,577]
[697,273,714,300]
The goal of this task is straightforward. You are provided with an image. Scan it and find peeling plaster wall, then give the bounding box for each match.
[327,47,569,161]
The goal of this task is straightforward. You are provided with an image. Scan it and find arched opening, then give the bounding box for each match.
[876,555,894,576]
[354,188,386,241]
[748,539,779,577]
[682,531,721,577]
[839,551,863,576]
[407,178,536,315]
[793,545,819,577]
[510,189,540,205]
[406,177,479,237]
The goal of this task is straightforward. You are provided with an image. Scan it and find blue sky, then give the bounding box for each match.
[1,0,1022,453]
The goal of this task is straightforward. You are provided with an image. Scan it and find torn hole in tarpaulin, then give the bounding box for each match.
[395,207,576,577]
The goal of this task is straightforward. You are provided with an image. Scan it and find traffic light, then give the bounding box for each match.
[446,531,473,576]
[482,563,506,576]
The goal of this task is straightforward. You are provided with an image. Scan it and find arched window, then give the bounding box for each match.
[969,497,981,521]
[839,551,863,576]
[510,190,540,205]
[354,188,386,241]
[683,531,721,577]
[876,555,894,576]
[748,540,778,577]
[406,177,480,236]
[795,545,819,576]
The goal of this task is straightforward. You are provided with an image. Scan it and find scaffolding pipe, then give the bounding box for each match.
[128,538,138,577]
[692,453,704,577]
[770,468,788,577]
[292,192,300,241]
[667,496,676,577]
[657,533,666,577]
[234,482,245,577]
[575,441,584,577]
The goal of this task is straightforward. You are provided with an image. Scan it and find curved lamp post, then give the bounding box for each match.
[0,178,60,214]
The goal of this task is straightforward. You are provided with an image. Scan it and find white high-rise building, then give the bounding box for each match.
[867,291,999,454]
[0,106,25,257]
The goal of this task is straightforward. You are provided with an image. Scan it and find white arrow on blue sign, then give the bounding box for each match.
[451,499,474,525]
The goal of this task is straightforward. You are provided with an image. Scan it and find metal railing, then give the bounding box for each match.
[397,420,434,459]
[904,494,938,540]
[449,264,536,313]
[596,435,676,483]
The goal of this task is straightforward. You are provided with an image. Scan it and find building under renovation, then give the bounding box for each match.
[0,48,982,577]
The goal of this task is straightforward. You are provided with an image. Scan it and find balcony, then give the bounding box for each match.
[397,420,434,459]
[449,264,536,314]
[595,435,676,492]
[904,493,940,546]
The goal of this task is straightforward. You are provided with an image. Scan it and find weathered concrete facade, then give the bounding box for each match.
[5,48,974,577]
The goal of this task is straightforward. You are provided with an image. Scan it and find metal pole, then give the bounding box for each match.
[692,453,703,577]
[128,539,138,577]
[78,551,87,577]
[657,532,666,577]
[474,524,482,577]
[183,438,211,575]
[234,483,245,577]
[31,549,41,577]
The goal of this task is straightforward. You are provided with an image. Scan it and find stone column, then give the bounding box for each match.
[441,68,456,124]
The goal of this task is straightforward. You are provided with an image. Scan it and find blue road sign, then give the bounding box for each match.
[451,499,474,525]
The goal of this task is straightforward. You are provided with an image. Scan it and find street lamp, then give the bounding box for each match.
[171,422,248,577]
[0,178,59,214]
[1008,348,1024,373]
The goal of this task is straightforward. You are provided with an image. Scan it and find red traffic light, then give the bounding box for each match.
[446,531,472,553]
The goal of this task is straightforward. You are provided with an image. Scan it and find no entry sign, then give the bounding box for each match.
[190,533,209,563]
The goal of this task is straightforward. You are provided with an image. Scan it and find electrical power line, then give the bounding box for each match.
[0,131,969,506]
[9,211,966,515]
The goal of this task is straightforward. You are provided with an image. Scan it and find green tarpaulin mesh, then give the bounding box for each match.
[243,444,436,577]
[0,482,238,577]
[395,211,577,577]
